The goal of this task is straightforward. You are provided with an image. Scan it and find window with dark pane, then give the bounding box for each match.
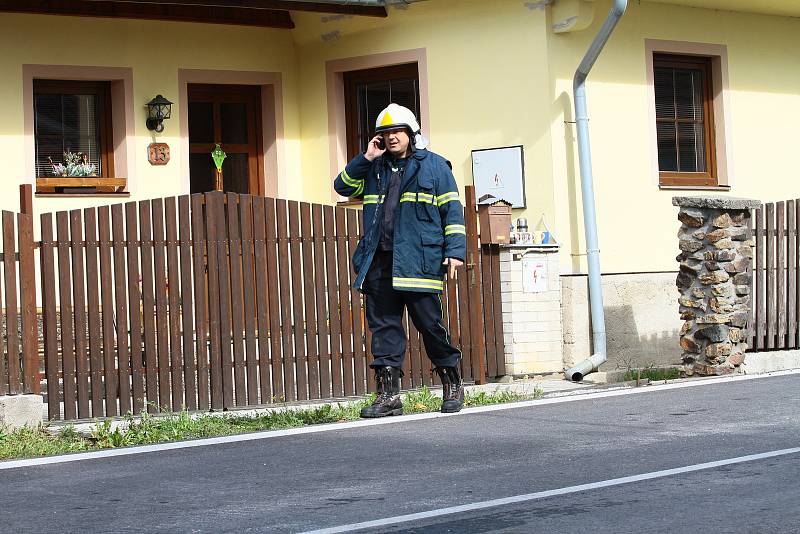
[344,63,420,161]
[187,84,262,195]
[33,80,112,178]
[653,54,716,186]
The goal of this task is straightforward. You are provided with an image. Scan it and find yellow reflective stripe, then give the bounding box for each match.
[340,169,364,189]
[363,195,384,205]
[394,281,444,291]
[436,192,460,206]
[436,191,459,201]
[394,277,444,290]
[444,224,466,235]
[399,193,433,204]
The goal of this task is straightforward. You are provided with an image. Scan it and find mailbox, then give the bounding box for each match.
[478,200,512,245]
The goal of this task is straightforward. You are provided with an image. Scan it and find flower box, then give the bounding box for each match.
[36,177,127,194]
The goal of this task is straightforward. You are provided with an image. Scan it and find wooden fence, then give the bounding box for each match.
[0,186,504,421]
[751,200,799,351]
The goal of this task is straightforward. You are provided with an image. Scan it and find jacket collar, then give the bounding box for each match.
[380,148,426,166]
[412,148,428,160]
[375,149,428,192]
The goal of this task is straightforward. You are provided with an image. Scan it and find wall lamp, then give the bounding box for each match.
[146,95,173,133]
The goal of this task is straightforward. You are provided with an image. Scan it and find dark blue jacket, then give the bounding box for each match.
[333,149,467,294]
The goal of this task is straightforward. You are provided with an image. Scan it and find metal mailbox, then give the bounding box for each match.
[478,200,512,245]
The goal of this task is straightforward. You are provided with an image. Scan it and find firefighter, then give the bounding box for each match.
[333,103,467,418]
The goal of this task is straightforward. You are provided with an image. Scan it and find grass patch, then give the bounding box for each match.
[0,425,92,460]
[623,367,681,382]
[0,386,542,461]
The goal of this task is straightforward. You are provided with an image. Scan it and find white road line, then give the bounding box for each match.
[298,447,800,534]
[1,369,797,470]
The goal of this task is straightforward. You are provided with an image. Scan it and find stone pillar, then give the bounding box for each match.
[673,196,762,376]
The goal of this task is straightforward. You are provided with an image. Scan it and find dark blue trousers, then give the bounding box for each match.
[364,251,461,369]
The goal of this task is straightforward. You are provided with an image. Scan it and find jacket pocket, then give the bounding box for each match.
[415,189,437,223]
[421,234,444,275]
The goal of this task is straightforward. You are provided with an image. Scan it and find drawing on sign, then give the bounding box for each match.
[472,145,526,208]
[523,257,548,293]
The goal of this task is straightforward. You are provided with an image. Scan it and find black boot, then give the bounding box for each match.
[436,366,465,413]
[360,366,404,418]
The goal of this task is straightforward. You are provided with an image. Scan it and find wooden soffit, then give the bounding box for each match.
[0,0,388,28]
[644,0,800,18]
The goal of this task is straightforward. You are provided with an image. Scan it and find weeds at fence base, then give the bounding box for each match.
[622,367,681,383]
[0,386,543,461]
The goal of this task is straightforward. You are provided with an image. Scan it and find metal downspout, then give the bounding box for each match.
[564,0,628,382]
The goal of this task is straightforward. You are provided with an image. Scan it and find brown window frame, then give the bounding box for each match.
[343,62,421,162]
[33,79,119,193]
[654,54,717,187]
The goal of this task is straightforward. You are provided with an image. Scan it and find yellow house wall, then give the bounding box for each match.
[292,0,557,221]
[549,0,800,274]
[0,2,797,279]
[0,13,303,217]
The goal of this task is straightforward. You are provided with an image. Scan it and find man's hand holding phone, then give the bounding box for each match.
[365,135,386,161]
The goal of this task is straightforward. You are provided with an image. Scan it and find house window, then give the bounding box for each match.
[343,63,420,161]
[33,79,117,193]
[654,54,716,187]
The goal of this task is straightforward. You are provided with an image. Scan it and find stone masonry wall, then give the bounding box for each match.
[674,196,761,376]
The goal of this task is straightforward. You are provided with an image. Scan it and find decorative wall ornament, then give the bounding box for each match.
[147,143,170,166]
[212,143,227,191]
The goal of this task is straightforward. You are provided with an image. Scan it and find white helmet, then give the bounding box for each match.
[375,103,429,150]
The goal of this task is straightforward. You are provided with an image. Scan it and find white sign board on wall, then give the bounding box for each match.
[471,145,526,208]
[523,257,548,293]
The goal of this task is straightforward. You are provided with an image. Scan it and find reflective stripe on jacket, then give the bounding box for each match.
[333,149,467,294]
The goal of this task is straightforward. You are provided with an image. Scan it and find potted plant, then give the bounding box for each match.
[48,150,97,178]
[37,150,125,193]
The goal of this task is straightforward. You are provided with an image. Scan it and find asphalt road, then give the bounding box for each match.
[2,374,799,533]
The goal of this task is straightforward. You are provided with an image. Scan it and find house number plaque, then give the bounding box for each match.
[148,143,170,166]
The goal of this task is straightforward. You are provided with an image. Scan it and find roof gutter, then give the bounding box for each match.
[564,0,627,382]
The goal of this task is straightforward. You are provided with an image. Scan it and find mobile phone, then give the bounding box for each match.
[375,137,385,150]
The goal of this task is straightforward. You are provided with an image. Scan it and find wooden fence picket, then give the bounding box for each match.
[226,193,247,406]
[2,212,21,395]
[83,208,104,416]
[288,201,308,401]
